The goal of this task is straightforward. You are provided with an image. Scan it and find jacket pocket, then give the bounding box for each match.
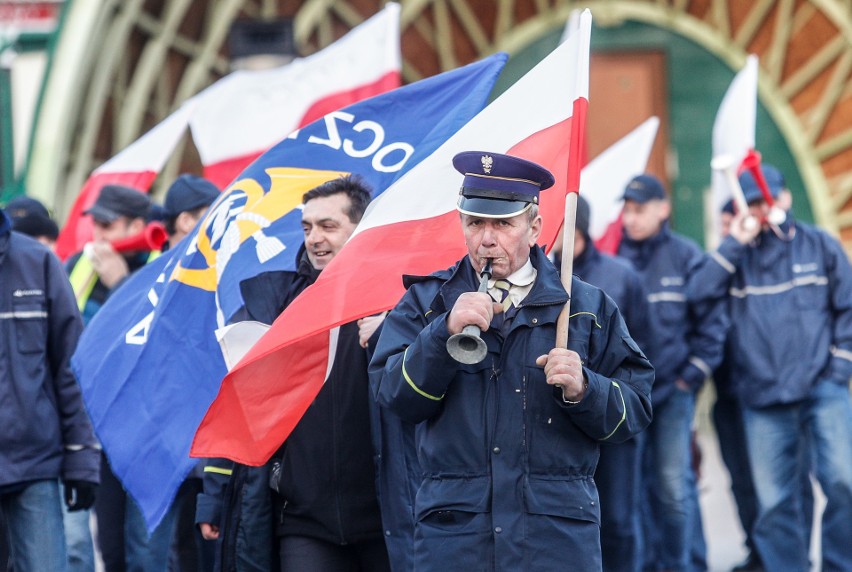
[12,297,48,355]
[414,477,492,570]
[524,475,600,524]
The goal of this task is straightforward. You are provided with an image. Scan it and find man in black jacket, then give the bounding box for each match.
[197,175,389,572]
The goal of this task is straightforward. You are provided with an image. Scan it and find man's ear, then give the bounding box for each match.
[659,200,672,221]
[128,217,147,235]
[176,211,197,235]
[528,214,543,247]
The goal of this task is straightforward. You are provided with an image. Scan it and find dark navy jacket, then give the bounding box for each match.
[618,225,727,403]
[690,219,852,408]
[370,247,653,571]
[572,242,650,352]
[0,209,100,489]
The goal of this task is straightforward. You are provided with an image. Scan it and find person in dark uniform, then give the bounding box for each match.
[370,151,654,571]
[552,195,649,572]
[692,164,852,571]
[615,175,727,572]
[196,176,390,572]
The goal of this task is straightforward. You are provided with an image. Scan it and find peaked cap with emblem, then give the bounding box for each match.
[453,151,555,218]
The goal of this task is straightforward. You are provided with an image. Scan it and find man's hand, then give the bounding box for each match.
[88,241,130,288]
[357,313,386,349]
[729,210,761,245]
[536,348,586,402]
[199,522,220,541]
[447,292,501,335]
[64,480,98,512]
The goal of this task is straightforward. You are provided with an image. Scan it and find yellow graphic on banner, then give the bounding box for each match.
[171,167,349,291]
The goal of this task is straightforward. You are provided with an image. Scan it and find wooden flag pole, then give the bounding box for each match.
[555,192,578,349]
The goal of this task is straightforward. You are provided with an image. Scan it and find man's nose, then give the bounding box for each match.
[481,227,497,245]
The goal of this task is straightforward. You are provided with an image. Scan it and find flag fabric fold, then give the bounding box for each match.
[583,117,659,254]
[55,3,403,260]
[54,103,195,259]
[71,53,507,532]
[191,10,594,467]
[191,3,402,188]
[709,54,758,245]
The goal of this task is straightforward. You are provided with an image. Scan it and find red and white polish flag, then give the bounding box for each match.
[55,4,401,260]
[191,3,402,188]
[191,10,593,466]
[54,103,195,260]
[584,117,659,255]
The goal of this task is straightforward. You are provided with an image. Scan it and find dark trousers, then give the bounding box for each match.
[168,478,215,572]
[0,512,9,571]
[596,438,641,572]
[712,395,759,552]
[279,535,390,572]
[95,453,127,572]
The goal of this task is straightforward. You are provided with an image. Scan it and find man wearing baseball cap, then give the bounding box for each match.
[65,184,152,323]
[371,151,653,570]
[694,163,852,570]
[64,184,155,571]
[161,174,220,247]
[4,195,59,250]
[615,173,727,572]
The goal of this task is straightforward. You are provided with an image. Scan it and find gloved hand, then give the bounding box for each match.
[64,480,98,511]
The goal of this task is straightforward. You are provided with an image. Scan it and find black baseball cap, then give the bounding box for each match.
[84,185,151,223]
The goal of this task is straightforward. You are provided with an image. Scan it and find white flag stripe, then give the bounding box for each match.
[352,10,592,235]
[580,116,659,239]
[710,55,758,222]
[93,101,196,174]
[190,4,401,165]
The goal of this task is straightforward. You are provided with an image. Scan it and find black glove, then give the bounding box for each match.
[64,480,98,511]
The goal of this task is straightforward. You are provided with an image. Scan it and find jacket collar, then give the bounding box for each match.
[573,241,600,277]
[296,244,322,284]
[619,222,669,269]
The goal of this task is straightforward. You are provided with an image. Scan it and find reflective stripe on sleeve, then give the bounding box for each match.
[601,381,627,441]
[711,250,736,274]
[402,347,444,401]
[203,466,233,476]
[831,346,852,363]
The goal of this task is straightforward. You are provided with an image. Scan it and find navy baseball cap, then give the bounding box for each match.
[84,185,151,223]
[5,196,50,221]
[12,213,59,240]
[622,174,666,203]
[163,174,220,219]
[453,151,554,218]
[738,164,784,203]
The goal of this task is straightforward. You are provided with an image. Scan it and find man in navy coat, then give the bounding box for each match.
[370,151,654,571]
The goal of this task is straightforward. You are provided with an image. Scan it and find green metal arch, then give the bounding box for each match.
[481,1,835,232]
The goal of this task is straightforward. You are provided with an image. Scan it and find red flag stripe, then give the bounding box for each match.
[192,116,576,464]
[55,171,158,260]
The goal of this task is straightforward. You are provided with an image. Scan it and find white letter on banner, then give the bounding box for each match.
[125,272,166,345]
[343,121,384,158]
[125,312,154,345]
[308,111,354,150]
[373,142,414,173]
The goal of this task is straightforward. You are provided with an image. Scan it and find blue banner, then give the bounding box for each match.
[72,53,507,531]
